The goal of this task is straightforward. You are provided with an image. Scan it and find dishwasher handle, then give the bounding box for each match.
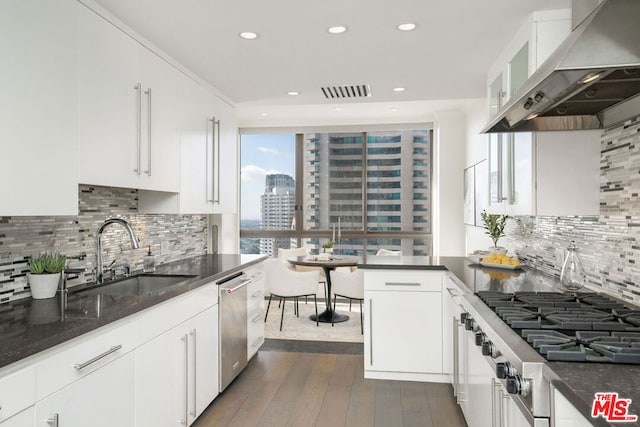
[220,274,251,294]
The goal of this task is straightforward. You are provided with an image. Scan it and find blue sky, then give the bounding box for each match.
[240,134,295,220]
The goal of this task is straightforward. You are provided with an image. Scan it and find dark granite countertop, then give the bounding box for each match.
[0,254,266,371]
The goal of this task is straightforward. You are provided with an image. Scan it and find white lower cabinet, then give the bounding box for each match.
[363,270,445,381]
[135,305,219,426]
[552,388,592,427]
[0,407,34,426]
[34,352,135,427]
[247,264,265,359]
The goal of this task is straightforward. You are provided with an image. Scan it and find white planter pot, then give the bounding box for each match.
[488,246,508,254]
[28,272,61,299]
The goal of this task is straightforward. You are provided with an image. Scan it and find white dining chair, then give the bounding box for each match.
[264,259,320,331]
[376,249,403,256]
[329,269,364,334]
[278,246,327,299]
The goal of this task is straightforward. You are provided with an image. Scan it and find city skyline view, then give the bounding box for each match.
[240,134,295,220]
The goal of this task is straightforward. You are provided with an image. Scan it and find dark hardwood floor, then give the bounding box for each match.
[194,343,467,427]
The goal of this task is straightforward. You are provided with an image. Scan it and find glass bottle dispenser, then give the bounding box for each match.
[560,240,585,291]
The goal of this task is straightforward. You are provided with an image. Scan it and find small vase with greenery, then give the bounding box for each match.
[28,252,67,299]
[480,210,509,253]
[321,241,334,253]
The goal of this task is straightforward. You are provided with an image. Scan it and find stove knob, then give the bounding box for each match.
[496,362,511,379]
[460,313,469,324]
[481,341,500,358]
[464,317,478,332]
[506,375,531,397]
[475,332,484,346]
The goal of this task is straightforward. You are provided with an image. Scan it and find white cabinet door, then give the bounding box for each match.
[462,331,493,427]
[78,5,180,192]
[189,305,219,422]
[78,4,141,190]
[365,290,442,374]
[0,407,34,427]
[178,77,217,214]
[138,48,181,192]
[135,316,189,426]
[135,305,219,426]
[211,96,238,215]
[0,0,78,215]
[33,352,135,427]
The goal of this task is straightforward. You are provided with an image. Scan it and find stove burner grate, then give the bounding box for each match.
[476,291,640,364]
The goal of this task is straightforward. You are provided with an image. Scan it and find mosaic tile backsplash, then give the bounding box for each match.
[0,185,207,303]
[501,116,640,305]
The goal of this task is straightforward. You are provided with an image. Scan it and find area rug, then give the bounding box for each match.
[264,298,364,343]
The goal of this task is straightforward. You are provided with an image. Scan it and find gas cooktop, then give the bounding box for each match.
[476,291,640,364]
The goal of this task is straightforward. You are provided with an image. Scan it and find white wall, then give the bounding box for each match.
[433,111,467,256]
[463,99,494,253]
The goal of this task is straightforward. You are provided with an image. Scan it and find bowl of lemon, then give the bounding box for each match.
[479,253,523,270]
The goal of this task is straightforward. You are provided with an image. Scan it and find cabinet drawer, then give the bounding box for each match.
[0,367,35,422]
[135,282,218,345]
[35,320,136,400]
[364,270,443,292]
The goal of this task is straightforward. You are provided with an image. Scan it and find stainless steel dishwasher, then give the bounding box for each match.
[218,271,251,391]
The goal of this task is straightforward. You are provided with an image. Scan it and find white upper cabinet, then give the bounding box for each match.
[486,130,601,216]
[487,9,571,116]
[78,4,180,192]
[138,77,238,215]
[0,0,78,215]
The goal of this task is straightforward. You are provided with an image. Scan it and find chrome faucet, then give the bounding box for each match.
[95,218,140,284]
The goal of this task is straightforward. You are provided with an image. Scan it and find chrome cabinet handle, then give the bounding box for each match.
[385,282,421,287]
[222,278,252,294]
[251,290,263,298]
[144,88,152,176]
[369,299,373,366]
[251,313,263,323]
[46,413,59,426]
[180,334,188,425]
[453,317,459,399]
[214,118,221,204]
[74,345,122,370]
[251,337,263,347]
[206,117,215,203]
[189,329,197,418]
[134,83,142,175]
[446,287,458,297]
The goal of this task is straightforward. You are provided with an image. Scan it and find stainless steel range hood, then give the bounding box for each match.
[482,0,640,133]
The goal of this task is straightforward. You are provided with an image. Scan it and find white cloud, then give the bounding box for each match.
[241,164,282,181]
[257,146,279,155]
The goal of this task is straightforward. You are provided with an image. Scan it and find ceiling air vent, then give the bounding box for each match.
[321,84,371,99]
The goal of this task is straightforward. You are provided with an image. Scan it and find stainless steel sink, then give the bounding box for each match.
[80,274,197,297]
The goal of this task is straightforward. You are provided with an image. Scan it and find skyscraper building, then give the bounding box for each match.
[303,130,430,255]
[260,173,296,256]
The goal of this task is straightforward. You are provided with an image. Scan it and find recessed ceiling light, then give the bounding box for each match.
[287,91,300,96]
[397,23,417,31]
[390,108,400,112]
[327,26,347,34]
[393,87,406,92]
[260,112,268,116]
[335,107,343,111]
[239,32,258,40]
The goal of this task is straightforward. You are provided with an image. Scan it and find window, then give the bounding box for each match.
[240,128,432,256]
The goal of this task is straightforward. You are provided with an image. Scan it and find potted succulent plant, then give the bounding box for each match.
[480,210,509,254]
[28,252,67,299]
[321,241,334,254]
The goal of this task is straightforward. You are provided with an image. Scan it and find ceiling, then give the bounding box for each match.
[90,0,571,126]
